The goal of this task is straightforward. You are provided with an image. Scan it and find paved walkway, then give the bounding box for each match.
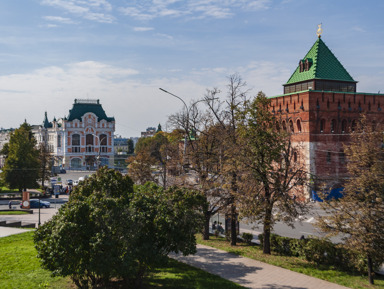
[171,244,351,289]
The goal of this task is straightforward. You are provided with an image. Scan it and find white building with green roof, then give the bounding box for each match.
[33,99,115,170]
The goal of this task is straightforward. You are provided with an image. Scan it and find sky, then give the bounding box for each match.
[0,0,383,137]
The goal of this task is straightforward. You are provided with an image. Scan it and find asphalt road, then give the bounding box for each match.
[213,203,342,243]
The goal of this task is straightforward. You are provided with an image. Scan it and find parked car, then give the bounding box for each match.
[60,169,66,174]
[20,199,50,209]
[66,179,73,185]
[73,180,79,186]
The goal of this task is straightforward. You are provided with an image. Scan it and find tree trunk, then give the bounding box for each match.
[230,202,237,246]
[263,205,272,254]
[367,254,374,285]
[203,212,211,240]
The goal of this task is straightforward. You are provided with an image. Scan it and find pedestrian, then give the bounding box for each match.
[8,201,12,209]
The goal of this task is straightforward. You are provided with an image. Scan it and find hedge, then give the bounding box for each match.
[258,233,381,274]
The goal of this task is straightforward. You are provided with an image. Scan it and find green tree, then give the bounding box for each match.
[128,132,176,188]
[2,122,40,191]
[316,116,384,285]
[236,92,308,254]
[35,167,203,288]
[127,138,134,154]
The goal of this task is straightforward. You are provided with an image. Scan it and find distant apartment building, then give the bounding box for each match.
[141,127,157,138]
[0,128,14,167]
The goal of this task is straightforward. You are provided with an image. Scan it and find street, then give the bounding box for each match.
[212,203,343,243]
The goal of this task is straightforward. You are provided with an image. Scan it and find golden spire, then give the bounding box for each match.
[316,23,323,38]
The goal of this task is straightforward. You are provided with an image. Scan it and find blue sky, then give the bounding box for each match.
[0,0,383,137]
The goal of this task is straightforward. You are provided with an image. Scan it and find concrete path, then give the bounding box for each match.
[171,244,351,289]
[0,226,30,238]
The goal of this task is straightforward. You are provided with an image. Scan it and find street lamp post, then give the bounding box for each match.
[92,134,107,169]
[159,88,214,159]
[38,195,41,227]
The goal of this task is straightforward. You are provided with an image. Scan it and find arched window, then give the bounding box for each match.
[289,120,294,133]
[293,151,298,163]
[71,158,82,169]
[72,134,80,146]
[320,119,325,133]
[86,134,94,152]
[331,119,336,133]
[72,134,80,153]
[296,119,302,133]
[282,121,287,131]
[100,134,108,153]
[341,120,347,133]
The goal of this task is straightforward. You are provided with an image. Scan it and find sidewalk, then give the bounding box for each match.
[171,244,351,289]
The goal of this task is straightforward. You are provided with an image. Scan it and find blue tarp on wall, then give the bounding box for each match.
[312,187,344,202]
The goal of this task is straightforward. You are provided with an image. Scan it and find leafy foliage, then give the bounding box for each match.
[316,116,384,284]
[34,167,204,288]
[1,122,40,191]
[236,92,308,254]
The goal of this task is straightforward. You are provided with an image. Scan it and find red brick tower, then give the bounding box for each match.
[271,32,384,199]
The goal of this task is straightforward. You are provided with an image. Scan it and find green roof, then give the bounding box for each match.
[285,38,356,85]
[67,100,115,122]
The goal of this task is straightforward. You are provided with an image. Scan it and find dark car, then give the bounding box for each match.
[20,199,50,209]
[60,169,67,174]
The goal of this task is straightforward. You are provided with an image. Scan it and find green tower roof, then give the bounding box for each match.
[67,99,115,122]
[285,38,356,85]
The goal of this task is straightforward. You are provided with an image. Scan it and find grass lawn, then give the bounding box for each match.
[0,232,245,289]
[0,187,19,194]
[0,211,30,215]
[197,235,384,289]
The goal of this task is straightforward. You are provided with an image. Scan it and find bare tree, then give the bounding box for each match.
[203,73,249,245]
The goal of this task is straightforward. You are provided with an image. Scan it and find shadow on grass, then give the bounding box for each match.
[146,258,246,289]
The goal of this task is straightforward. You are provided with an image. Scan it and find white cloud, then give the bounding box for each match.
[133,27,154,32]
[0,58,289,136]
[40,0,115,23]
[120,0,270,20]
[43,16,76,24]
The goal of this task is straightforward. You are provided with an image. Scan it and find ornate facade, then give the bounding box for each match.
[33,99,115,170]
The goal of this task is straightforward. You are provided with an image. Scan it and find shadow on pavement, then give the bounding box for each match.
[171,246,262,287]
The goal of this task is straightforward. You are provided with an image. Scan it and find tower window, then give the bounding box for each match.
[320,119,325,133]
[331,119,336,133]
[327,151,331,163]
[341,120,347,133]
[297,119,302,133]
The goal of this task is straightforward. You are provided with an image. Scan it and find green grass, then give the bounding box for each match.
[0,211,30,215]
[0,187,19,194]
[146,259,245,289]
[0,232,245,289]
[0,231,71,289]
[197,235,384,289]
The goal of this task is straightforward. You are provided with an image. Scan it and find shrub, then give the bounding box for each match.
[257,233,382,275]
[241,233,253,245]
[35,168,204,289]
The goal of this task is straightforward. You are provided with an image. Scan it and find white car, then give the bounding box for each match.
[73,180,79,186]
